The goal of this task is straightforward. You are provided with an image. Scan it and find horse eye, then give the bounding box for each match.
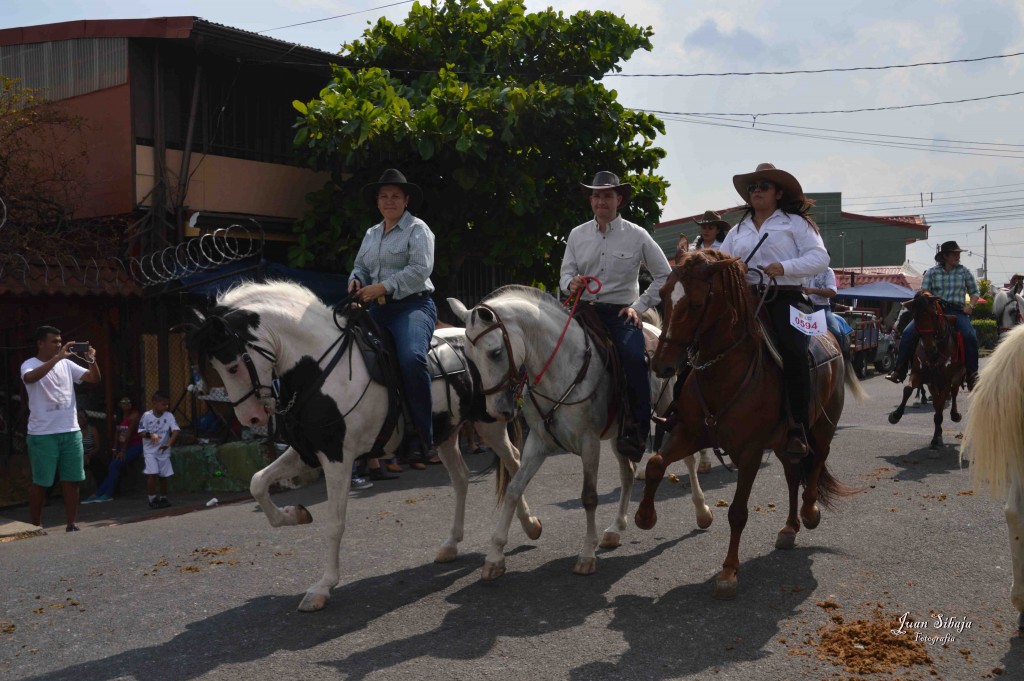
[488,348,502,360]
[227,365,239,375]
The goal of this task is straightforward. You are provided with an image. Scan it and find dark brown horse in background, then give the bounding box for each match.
[636,250,865,600]
[887,290,966,449]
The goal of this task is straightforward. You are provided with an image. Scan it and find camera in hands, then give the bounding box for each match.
[71,342,90,354]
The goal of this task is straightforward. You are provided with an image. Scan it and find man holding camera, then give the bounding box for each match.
[21,326,101,531]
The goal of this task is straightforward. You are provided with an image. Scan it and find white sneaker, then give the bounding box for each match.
[350,476,373,491]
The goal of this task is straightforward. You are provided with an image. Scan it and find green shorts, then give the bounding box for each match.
[26,431,85,485]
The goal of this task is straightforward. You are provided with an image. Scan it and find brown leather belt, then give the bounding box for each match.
[381,291,430,304]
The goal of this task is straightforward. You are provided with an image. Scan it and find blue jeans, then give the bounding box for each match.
[813,305,846,344]
[592,304,650,437]
[94,442,143,497]
[896,307,978,374]
[368,294,436,449]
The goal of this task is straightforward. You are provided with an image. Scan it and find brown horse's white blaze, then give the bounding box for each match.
[961,323,1024,637]
[639,251,863,600]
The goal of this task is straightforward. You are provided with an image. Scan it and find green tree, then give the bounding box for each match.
[291,0,667,289]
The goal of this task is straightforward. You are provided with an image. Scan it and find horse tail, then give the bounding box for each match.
[641,307,663,328]
[843,356,869,401]
[962,324,1024,499]
[494,416,523,506]
[806,459,862,511]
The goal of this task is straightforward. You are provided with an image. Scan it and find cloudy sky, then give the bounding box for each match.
[4,1,1023,285]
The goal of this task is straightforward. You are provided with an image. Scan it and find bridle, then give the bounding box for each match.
[467,303,528,401]
[913,297,953,363]
[203,321,280,409]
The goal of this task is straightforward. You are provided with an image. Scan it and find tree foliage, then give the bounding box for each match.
[0,76,89,255]
[291,0,668,285]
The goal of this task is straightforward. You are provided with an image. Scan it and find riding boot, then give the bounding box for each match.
[965,371,979,391]
[785,422,809,463]
[615,418,648,463]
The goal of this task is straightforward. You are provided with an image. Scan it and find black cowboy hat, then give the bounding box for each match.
[580,170,632,202]
[694,209,731,231]
[934,240,965,262]
[361,168,423,210]
[732,162,804,204]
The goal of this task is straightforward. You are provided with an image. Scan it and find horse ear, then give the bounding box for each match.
[190,308,207,324]
[447,297,471,325]
[476,306,494,324]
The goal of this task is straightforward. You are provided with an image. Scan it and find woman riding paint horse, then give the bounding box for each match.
[993,274,1024,338]
[186,281,541,611]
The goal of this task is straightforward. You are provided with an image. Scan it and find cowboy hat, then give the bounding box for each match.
[732,162,804,204]
[361,168,423,210]
[580,170,632,202]
[694,210,731,230]
[934,240,965,262]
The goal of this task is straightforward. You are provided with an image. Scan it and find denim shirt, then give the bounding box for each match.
[349,211,435,299]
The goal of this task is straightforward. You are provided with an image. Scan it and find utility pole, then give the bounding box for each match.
[978,223,988,280]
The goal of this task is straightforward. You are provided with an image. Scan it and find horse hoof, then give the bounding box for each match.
[573,558,597,575]
[435,545,458,563]
[297,592,329,612]
[951,412,962,423]
[525,518,543,541]
[888,412,901,425]
[713,580,738,600]
[697,462,712,474]
[481,561,506,581]
[696,507,713,530]
[775,530,797,550]
[600,531,621,549]
[293,505,313,525]
[635,507,657,530]
[802,507,821,530]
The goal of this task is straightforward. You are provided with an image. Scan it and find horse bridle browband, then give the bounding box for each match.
[467,303,528,398]
[203,320,280,408]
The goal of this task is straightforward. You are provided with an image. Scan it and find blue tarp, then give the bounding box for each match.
[180,259,350,304]
[834,281,916,301]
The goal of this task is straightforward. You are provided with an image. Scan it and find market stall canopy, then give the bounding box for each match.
[833,281,916,301]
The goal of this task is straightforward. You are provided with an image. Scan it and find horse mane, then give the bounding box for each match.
[961,323,1024,498]
[186,279,329,364]
[482,284,567,317]
[677,249,752,333]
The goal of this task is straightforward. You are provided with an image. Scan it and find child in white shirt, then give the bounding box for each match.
[138,392,180,509]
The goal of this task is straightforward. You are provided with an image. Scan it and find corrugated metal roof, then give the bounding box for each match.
[0,38,128,101]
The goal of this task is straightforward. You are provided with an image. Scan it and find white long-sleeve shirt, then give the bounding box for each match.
[559,215,671,314]
[720,209,828,286]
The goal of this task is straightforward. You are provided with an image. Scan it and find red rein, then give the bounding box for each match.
[533,276,603,385]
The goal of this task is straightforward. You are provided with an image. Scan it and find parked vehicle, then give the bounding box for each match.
[840,310,896,378]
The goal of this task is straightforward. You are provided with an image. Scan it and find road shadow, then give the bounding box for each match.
[881,446,969,484]
[323,540,832,680]
[1000,626,1024,672]
[19,554,490,681]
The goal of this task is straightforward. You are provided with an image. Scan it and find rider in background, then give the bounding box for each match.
[693,210,729,251]
[803,259,851,353]
[559,170,671,461]
[720,163,828,460]
[348,169,437,469]
[886,240,980,390]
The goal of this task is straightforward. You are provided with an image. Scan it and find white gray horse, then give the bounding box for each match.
[961,323,1024,638]
[993,284,1024,338]
[186,281,541,611]
[449,285,711,580]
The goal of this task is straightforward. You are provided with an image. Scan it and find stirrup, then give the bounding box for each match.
[784,426,808,462]
[885,369,906,384]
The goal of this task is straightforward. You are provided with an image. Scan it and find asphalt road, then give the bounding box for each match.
[2,360,1022,680]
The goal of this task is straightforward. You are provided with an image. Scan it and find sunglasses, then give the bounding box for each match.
[747,180,775,193]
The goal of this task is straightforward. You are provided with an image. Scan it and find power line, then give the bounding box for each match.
[845,182,1024,201]
[258,0,415,32]
[651,111,1024,159]
[609,50,1024,78]
[637,89,1024,117]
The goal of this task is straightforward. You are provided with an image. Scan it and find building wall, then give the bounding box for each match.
[134,145,328,219]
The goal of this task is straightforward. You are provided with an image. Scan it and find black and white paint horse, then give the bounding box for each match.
[186,281,541,611]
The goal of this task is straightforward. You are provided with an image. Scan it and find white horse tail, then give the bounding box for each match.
[993,289,1008,321]
[641,307,663,328]
[844,356,868,401]
[962,324,1024,499]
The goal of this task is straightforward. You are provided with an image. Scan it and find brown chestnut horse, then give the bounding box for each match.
[636,250,864,600]
[887,290,966,449]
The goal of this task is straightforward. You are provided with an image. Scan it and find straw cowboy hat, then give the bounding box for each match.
[934,240,965,263]
[694,210,730,230]
[732,162,804,204]
[580,170,632,202]
[361,168,423,210]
